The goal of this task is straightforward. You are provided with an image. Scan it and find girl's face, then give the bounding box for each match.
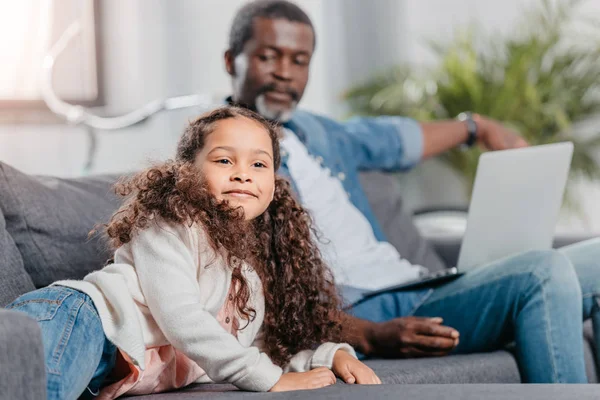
[194,116,275,220]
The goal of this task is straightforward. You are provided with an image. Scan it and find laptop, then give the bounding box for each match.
[363,142,574,297]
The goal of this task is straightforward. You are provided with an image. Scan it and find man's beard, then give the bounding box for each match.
[255,94,298,123]
[252,82,300,122]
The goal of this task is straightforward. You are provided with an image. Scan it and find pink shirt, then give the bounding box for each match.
[97,284,240,398]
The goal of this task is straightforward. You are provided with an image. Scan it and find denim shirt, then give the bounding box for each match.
[280,110,424,243]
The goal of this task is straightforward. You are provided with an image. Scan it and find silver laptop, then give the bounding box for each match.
[364,142,574,296]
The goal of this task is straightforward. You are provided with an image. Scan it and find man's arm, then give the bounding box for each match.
[421,114,528,160]
[421,120,469,159]
[341,312,460,358]
[336,113,527,173]
[340,313,377,356]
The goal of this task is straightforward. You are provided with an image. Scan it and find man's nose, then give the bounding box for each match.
[273,57,292,81]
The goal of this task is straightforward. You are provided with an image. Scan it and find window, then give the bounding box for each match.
[0,0,100,121]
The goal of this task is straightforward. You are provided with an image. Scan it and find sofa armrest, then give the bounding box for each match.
[0,309,46,400]
[428,234,599,268]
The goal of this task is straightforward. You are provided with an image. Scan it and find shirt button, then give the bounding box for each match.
[225,317,231,324]
[315,156,324,165]
[337,172,346,181]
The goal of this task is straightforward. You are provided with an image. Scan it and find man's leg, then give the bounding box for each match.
[349,289,433,323]
[410,250,586,383]
[559,238,600,364]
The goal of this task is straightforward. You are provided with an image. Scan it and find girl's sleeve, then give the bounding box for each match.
[284,343,357,373]
[131,219,282,392]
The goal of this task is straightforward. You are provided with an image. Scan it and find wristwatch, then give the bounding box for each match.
[457,112,478,147]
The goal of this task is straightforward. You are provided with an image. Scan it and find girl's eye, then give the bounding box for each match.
[216,159,231,165]
[253,162,266,168]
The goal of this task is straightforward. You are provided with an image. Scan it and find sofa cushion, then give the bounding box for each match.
[0,162,121,288]
[0,207,35,306]
[364,350,521,384]
[359,171,446,272]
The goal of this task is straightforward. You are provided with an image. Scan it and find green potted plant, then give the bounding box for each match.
[344,0,600,209]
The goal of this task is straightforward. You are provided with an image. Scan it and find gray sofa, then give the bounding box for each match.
[0,162,597,399]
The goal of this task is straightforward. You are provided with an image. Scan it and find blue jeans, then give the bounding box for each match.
[350,239,600,383]
[6,286,117,400]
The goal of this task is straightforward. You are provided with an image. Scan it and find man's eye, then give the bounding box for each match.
[258,54,275,62]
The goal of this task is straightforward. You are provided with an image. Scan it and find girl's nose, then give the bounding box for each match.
[231,171,252,183]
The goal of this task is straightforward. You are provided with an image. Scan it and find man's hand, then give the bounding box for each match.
[367,317,459,358]
[269,368,336,392]
[332,350,382,384]
[474,114,528,151]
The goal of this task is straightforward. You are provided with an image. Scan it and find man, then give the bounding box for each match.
[224,0,600,383]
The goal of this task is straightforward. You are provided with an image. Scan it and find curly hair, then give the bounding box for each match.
[252,177,342,365]
[101,106,343,367]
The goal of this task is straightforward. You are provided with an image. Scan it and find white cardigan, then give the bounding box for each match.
[56,218,355,392]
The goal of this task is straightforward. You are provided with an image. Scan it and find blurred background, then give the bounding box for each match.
[1,0,600,235]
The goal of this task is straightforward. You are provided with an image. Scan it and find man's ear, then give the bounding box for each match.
[224,50,235,76]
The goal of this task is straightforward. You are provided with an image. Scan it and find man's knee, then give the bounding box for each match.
[560,237,600,257]
[522,250,581,297]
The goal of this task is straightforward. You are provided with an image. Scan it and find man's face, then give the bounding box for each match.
[226,17,314,122]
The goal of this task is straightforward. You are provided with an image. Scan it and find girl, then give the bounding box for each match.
[7,106,380,399]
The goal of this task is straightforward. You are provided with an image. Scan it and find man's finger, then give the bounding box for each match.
[412,320,459,338]
[515,137,529,148]
[412,334,457,350]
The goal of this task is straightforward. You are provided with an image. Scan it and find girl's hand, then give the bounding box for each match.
[332,350,382,384]
[269,368,336,392]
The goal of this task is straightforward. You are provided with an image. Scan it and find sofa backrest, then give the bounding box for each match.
[0,162,121,306]
[0,162,444,306]
[0,200,35,306]
[359,171,445,273]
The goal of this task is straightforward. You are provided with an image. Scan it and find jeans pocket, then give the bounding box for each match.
[6,287,73,322]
